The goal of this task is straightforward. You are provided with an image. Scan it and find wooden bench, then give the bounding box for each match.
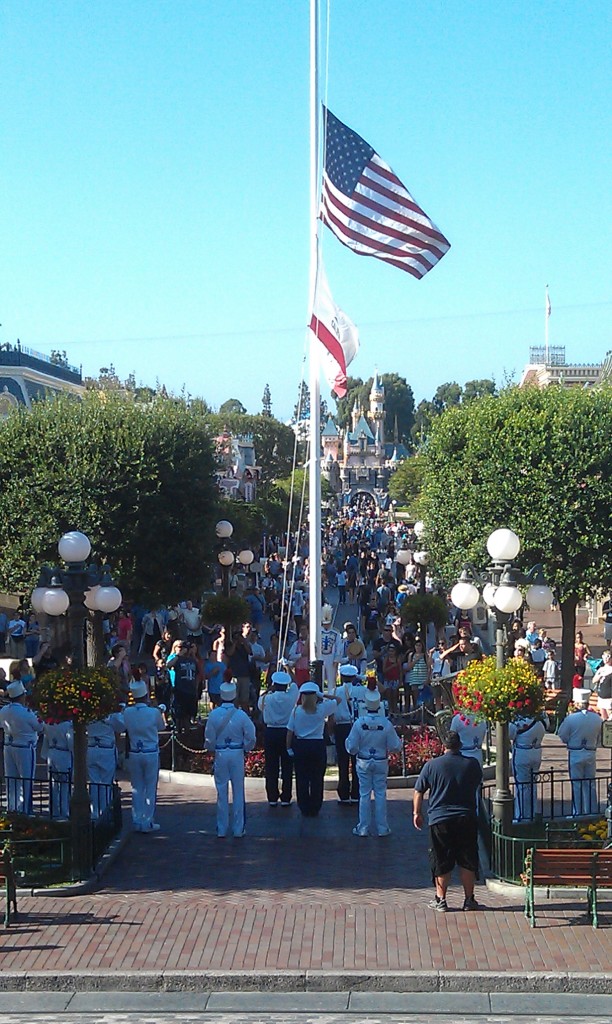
[0,844,17,927]
[523,847,612,928]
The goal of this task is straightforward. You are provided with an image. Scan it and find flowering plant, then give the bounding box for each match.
[404,726,444,773]
[452,656,544,725]
[32,667,122,725]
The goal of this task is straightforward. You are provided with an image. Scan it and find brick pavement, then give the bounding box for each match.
[1,760,612,978]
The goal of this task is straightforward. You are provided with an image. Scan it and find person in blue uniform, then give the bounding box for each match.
[204,680,256,837]
[123,680,166,832]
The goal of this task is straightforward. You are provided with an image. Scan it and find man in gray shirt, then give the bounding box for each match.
[413,731,482,913]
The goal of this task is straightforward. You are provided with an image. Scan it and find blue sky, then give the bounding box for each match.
[2,1,611,419]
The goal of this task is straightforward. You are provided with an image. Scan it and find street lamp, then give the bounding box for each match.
[450,527,553,833]
[32,530,122,879]
[215,520,254,598]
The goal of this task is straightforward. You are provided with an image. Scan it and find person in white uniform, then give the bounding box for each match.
[558,689,603,816]
[258,670,298,806]
[286,682,339,817]
[0,681,43,813]
[42,718,73,819]
[205,680,256,837]
[449,712,488,766]
[320,605,343,692]
[345,689,401,837]
[87,708,125,818]
[123,681,166,832]
[509,713,549,821]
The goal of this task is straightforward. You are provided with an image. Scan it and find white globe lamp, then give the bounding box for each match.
[216,520,234,540]
[413,520,426,539]
[84,586,100,611]
[58,531,91,563]
[41,588,70,616]
[237,549,254,566]
[414,550,429,566]
[526,583,554,611]
[487,528,520,563]
[95,586,122,614]
[396,549,411,566]
[482,582,498,607]
[218,550,235,567]
[31,587,49,613]
[494,584,523,615]
[451,580,480,610]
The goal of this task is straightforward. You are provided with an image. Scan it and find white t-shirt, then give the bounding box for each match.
[287,699,337,740]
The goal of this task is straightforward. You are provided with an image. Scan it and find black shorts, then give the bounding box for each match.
[429,815,479,876]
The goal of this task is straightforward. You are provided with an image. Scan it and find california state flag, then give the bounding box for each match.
[309,259,359,398]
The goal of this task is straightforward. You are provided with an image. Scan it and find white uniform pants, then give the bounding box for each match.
[321,656,337,691]
[47,750,72,819]
[87,747,117,818]
[512,748,542,821]
[129,751,160,829]
[569,751,598,816]
[3,744,36,814]
[356,758,389,835]
[214,748,246,837]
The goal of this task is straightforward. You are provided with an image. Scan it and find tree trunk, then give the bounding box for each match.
[560,595,578,694]
[86,612,105,667]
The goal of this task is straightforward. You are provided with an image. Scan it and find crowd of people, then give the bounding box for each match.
[0,503,611,910]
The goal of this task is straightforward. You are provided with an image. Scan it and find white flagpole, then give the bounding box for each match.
[545,284,550,364]
[308,0,322,665]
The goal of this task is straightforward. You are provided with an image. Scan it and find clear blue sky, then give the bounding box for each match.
[2,1,611,419]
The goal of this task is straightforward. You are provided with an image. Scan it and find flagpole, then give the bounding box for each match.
[544,284,550,364]
[308,0,322,667]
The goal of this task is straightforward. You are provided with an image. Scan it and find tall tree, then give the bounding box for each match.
[0,393,220,604]
[388,454,425,512]
[293,381,310,421]
[432,381,462,414]
[421,385,612,690]
[261,383,272,417]
[463,378,497,403]
[219,398,247,416]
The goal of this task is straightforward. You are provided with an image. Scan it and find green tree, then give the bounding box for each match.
[205,412,296,488]
[219,398,247,416]
[463,378,497,403]
[0,393,220,604]
[388,454,425,513]
[261,383,272,417]
[411,399,436,447]
[421,385,612,690]
[432,381,462,414]
[293,381,310,421]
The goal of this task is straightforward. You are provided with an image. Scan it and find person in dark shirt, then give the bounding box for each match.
[413,731,483,913]
[167,644,199,731]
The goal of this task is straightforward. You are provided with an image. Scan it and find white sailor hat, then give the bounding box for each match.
[271,670,292,687]
[7,681,25,699]
[573,688,591,705]
[321,604,334,624]
[130,680,148,699]
[365,690,381,709]
[339,664,359,678]
[299,681,321,696]
[220,681,237,701]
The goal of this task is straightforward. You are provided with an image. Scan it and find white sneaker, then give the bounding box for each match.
[352,826,369,837]
[146,822,161,832]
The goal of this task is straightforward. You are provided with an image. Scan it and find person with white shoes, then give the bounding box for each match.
[558,689,603,816]
[509,713,549,821]
[42,718,73,819]
[345,689,401,837]
[205,680,256,837]
[258,670,298,806]
[123,681,166,832]
[0,681,43,813]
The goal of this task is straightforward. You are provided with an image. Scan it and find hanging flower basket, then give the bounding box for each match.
[201,594,251,627]
[452,656,544,725]
[32,666,122,725]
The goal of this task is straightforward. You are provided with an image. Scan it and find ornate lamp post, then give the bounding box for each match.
[31,531,122,879]
[450,528,552,833]
[215,520,254,598]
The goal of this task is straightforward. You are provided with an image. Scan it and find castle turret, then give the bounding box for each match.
[369,370,385,448]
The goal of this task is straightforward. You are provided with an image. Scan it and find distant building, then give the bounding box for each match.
[0,342,84,418]
[519,346,611,389]
[215,428,261,502]
[321,372,409,510]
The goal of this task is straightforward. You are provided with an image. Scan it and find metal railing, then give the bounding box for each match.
[482,768,612,823]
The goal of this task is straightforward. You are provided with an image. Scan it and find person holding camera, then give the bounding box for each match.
[224,625,253,713]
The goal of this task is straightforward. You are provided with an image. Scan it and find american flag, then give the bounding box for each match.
[320,109,450,279]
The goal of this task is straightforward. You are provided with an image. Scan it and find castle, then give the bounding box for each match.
[321,372,408,509]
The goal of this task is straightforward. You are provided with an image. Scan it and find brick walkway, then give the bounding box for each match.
[1,763,611,976]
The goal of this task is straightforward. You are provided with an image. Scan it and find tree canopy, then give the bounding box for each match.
[388,454,425,513]
[0,393,220,604]
[335,373,415,444]
[420,385,612,687]
[218,398,247,416]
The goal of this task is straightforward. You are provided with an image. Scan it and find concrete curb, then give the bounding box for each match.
[0,970,610,994]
